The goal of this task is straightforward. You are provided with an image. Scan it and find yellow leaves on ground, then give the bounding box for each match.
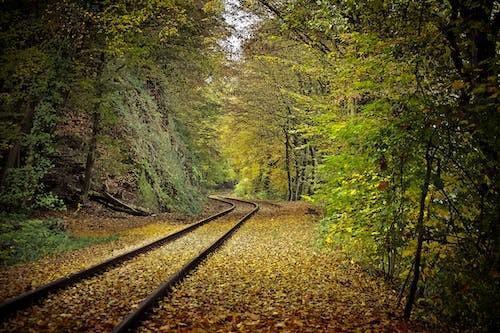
[140,202,418,332]
[0,208,249,333]
[0,201,227,303]
[1,201,426,332]
[0,222,182,303]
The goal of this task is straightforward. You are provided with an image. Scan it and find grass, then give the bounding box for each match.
[0,214,117,266]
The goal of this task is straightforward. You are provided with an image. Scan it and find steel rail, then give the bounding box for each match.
[0,196,235,320]
[112,197,259,333]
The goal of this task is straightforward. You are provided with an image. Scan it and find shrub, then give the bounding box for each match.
[0,215,115,266]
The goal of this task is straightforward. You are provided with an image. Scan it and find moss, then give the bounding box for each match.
[111,72,206,215]
[137,170,160,211]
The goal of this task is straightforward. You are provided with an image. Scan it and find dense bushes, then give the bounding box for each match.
[222,0,498,330]
[0,0,226,214]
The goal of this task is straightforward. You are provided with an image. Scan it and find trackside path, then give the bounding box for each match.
[139,202,425,332]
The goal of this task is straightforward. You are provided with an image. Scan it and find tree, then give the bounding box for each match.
[0,0,227,213]
[225,0,499,328]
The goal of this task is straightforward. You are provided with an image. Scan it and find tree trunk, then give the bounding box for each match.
[297,143,308,197]
[290,136,300,201]
[293,138,302,201]
[284,126,292,201]
[81,52,105,202]
[404,143,434,319]
[0,106,35,189]
[308,145,317,195]
[81,110,100,202]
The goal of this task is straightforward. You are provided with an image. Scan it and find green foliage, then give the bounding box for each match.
[0,99,62,211]
[136,170,158,212]
[32,192,66,211]
[118,82,203,213]
[0,215,115,266]
[0,168,41,210]
[0,0,226,214]
[227,0,499,329]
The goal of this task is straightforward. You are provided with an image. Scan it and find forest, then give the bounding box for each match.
[0,0,498,332]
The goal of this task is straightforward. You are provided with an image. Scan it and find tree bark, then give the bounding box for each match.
[0,106,35,189]
[81,110,100,202]
[308,145,317,195]
[101,190,150,216]
[297,142,308,197]
[81,52,105,202]
[292,137,302,201]
[283,126,292,201]
[404,142,434,319]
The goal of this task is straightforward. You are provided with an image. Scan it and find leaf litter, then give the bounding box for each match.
[1,201,431,332]
[0,199,228,302]
[139,201,429,332]
[0,202,253,332]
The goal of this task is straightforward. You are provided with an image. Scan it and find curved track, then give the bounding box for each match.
[0,197,258,333]
[113,197,258,333]
[0,196,233,318]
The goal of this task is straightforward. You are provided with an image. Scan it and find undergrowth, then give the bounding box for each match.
[0,214,116,266]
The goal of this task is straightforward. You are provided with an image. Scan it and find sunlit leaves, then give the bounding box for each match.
[0,219,183,303]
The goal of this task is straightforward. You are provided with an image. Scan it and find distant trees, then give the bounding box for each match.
[222,0,499,329]
[220,33,320,199]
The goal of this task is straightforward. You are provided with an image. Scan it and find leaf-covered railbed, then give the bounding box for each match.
[0,222,182,303]
[0,202,253,332]
[0,200,228,302]
[139,202,426,332]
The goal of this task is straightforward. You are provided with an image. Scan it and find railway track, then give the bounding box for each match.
[0,197,258,332]
[0,196,235,318]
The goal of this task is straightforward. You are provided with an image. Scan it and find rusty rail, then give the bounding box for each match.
[112,197,259,333]
[0,196,235,320]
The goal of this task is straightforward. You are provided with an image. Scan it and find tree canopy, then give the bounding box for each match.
[0,0,498,330]
[220,0,499,329]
